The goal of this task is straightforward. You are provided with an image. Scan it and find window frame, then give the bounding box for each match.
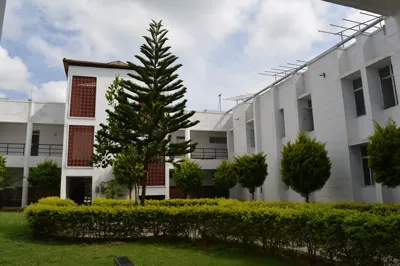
[379,65,398,110]
[352,78,366,116]
[360,146,375,186]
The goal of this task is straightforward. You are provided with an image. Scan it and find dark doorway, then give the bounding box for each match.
[68,177,92,205]
[31,130,40,156]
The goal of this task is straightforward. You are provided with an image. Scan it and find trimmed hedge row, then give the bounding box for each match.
[91,198,400,215]
[37,197,76,206]
[25,202,400,266]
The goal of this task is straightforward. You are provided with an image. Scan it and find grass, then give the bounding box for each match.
[0,212,300,266]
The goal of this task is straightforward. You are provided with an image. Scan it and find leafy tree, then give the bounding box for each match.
[173,157,204,198]
[113,145,146,202]
[213,160,237,192]
[281,131,331,202]
[28,160,61,189]
[233,153,268,200]
[368,118,400,188]
[0,154,6,189]
[100,179,124,199]
[93,20,199,205]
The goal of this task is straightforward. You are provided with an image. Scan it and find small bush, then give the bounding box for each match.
[26,201,400,266]
[28,160,61,189]
[37,197,76,206]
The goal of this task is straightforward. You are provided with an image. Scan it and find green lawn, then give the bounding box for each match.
[0,212,299,266]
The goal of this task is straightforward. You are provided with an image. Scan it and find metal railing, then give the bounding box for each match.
[0,143,25,155]
[191,148,228,160]
[0,143,62,157]
[35,144,63,157]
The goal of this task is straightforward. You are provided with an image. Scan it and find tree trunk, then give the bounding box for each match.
[140,170,148,206]
[134,184,139,206]
[305,193,310,203]
[187,192,191,199]
[251,192,255,200]
[129,187,132,201]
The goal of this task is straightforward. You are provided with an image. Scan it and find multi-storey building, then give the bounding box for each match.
[0,0,6,41]
[1,0,400,207]
[229,0,400,203]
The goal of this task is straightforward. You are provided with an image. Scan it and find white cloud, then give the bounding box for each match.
[3,0,361,110]
[32,81,67,102]
[0,46,31,90]
[0,46,66,102]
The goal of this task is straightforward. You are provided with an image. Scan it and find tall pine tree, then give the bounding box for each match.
[93,20,199,205]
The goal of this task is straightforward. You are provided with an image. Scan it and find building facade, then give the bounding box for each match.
[1,0,400,207]
[0,0,6,41]
[229,3,400,203]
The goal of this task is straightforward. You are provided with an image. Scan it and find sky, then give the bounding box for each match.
[0,0,369,111]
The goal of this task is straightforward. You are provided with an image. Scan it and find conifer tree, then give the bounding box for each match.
[93,20,199,205]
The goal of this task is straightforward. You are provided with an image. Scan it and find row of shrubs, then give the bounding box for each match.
[38,197,400,216]
[26,200,400,266]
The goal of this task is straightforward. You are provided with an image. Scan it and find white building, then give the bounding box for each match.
[1,0,400,207]
[0,0,6,41]
[229,0,400,203]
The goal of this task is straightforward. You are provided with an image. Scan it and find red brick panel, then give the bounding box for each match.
[147,160,165,186]
[70,76,97,118]
[67,125,94,167]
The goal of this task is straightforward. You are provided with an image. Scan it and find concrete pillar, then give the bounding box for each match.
[185,128,191,159]
[165,164,170,199]
[21,101,34,207]
[375,183,384,203]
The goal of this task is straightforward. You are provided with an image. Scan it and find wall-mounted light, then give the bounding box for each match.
[320,72,326,78]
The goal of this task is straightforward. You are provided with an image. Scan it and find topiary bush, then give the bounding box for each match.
[281,131,331,202]
[213,160,237,195]
[28,160,61,189]
[173,157,204,198]
[25,201,400,266]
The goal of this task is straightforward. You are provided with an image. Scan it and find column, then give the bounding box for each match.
[252,97,262,200]
[165,164,170,199]
[185,128,191,159]
[60,123,69,199]
[21,101,34,207]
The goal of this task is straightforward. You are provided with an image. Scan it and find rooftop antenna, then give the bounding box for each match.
[318,12,384,48]
[217,94,222,111]
[224,94,254,105]
[259,60,308,80]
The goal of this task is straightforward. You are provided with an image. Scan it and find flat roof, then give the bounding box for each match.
[63,58,131,77]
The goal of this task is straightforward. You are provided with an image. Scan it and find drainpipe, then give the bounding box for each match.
[21,101,34,208]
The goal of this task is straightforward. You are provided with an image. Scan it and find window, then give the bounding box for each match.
[209,136,227,144]
[303,100,314,131]
[353,78,366,116]
[249,129,255,147]
[67,125,94,167]
[31,130,40,156]
[176,136,185,142]
[361,146,374,186]
[279,109,286,138]
[70,76,97,118]
[379,65,398,109]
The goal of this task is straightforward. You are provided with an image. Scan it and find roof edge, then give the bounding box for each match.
[63,58,131,77]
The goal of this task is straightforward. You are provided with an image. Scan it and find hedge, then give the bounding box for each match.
[37,197,76,206]
[25,202,400,266]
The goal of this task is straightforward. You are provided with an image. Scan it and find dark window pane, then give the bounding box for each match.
[354,90,366,116]
[379,66,391,78]
[353,79,363,90]
[381,77,396,109]
[361,146,368,157]
[362,158,372,185]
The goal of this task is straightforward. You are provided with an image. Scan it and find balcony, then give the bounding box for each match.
[191,148,228,160]
[0,143,62,157]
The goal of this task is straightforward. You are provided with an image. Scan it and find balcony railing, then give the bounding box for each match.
[191,148,228,160]
[0,143,63,157]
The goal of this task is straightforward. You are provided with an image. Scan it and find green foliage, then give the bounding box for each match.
[368,118,400,188]
[113,146,145,200]
[173,157,204,198]
[26,199,400,266]
[28,160,61,189]
[100,179,124,199]
[92,20,199,205]
[281,132,331,202]
[0,154,7,189]
[213,160,237,191]
[233,153,268,199]
[37,197,76,206]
